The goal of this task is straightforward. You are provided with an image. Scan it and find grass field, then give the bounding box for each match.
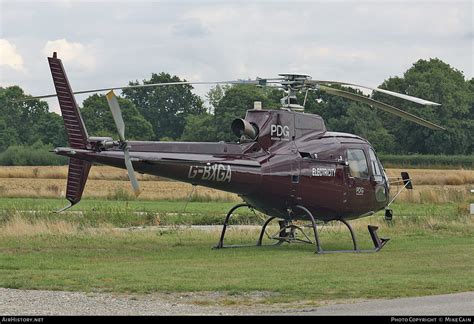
[0,198,472,305]
[0,218,472,305]
[0,166,472,306]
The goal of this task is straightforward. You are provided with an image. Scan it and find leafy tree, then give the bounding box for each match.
[122,73,205,140]
[180,113,217,142]
[1,60,472,161]
[206,84,230,113]
[0,86,67,149]
[81,94,154,140]
[0,117,19,152]
[0,86,46,145]
[304,88,396,152]
[35,112,67,148]
[468,78,474,154]
[373,58,472,154]
[469,79,474,119]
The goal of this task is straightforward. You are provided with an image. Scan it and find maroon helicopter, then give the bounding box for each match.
[33,53,444,253]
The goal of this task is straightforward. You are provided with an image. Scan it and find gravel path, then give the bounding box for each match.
[1,288,473,316]
[0,288,244,315]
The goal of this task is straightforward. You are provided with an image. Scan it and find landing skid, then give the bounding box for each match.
[214,204,389,253]
[214,203,281,249]
[295,205,390,253]
[317,223,390,254]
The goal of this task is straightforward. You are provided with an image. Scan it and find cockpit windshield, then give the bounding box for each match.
[368,148,384,182]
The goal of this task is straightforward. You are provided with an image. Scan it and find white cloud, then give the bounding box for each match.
[42,39,97,71]
[0,39,25,72]
[0,1,471,114]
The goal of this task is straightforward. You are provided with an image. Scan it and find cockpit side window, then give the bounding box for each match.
[369,149,383,182]
[347,149,369,179]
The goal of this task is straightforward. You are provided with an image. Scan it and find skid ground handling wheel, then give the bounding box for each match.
[214,204,389,254]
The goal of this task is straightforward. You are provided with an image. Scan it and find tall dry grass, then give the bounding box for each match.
[392,185,472,204]
[0,166,471,203]
[0,178,241,202]
[0,178,469,204]
[0,166,160,181]
[0,212,78,237]
[0,212,132,238]
[386,168,474,185]
[1,166,473,185]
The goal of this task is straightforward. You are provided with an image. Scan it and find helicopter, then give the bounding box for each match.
[29,52,445,253]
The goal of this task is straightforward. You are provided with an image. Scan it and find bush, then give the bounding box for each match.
[0,141,67,166]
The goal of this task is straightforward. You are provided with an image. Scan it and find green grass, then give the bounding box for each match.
[0,198,472,305]
[0,198,258,227]
[0,197,470,227]
[0,225,472,304]
[0,197,238,213]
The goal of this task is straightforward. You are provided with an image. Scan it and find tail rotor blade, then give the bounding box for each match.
[106,90,141,196]
[105,90,126,141]
[124,147,141,197]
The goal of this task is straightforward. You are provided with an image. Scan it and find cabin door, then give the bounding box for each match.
[290,158,301,203]
[345,147,374,214]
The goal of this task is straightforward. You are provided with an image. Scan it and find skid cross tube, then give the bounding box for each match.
[294,205,322,253]
[262,220,315,246]
[214,204,280,249]
[340,219,358,251]
[256,216,278,246]
[214,203,250,249]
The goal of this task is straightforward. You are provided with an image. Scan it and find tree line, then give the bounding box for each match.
[0,58,472,165]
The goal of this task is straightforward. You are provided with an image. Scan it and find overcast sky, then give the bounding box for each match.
[1,0,472,113]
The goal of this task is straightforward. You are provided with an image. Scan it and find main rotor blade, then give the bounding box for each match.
[318,85,445,131]
[307,80,441,106]
[105,90,126,142]
[23,79,265,101]
[124,148,141,197]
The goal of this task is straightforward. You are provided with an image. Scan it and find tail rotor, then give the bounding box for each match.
[105,90,141,197]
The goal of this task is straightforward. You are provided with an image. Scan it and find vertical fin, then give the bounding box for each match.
[48,52,88,149]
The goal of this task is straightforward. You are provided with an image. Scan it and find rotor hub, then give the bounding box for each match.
[278,74,312,111]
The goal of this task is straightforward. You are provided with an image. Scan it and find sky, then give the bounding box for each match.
[0,0,473,114]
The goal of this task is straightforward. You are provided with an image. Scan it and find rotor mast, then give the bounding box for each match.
[278,73,312,112]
